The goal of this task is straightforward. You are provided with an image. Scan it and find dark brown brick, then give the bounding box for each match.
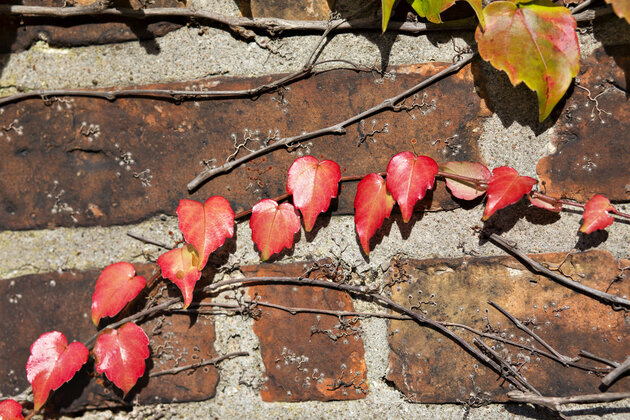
[386,251,630,402]
[242,261,368,402]
[0,0,183,53]
[0,264,219,413]
[0,62,486,230]
[537,45,630,202]
[249,0,334,20]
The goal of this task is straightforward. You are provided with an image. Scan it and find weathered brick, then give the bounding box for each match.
[0,0,183,53]
[386,251,630,402]
[249,0,334,20]
[537,45,630,202]
[242,261,368,402]
[0,62,486,230]
[0,264,219,412]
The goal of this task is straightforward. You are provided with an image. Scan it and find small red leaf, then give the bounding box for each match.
[287,156,341,232]
[440,161,491,200]
[0,399,24,420]
[354,173,395,255]
[26,331,89,411]
[483,167,537,220]
[580,194,616,234]
[528,194,562,212]
[91,262,147,326]
[386,152,438,223]
[93,323,150,396]
[250,199,301,261]
[177,196,235,269]
[157,244,201,308]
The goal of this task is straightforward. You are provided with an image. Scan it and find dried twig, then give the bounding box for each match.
[579,350,620,368]
[508,390,630,410]
[148,351,249,377]
[188,54,475,190]
[601,356,630,387]
[127,232,173,250]
[488,301,577,366]
[488,233,630,309]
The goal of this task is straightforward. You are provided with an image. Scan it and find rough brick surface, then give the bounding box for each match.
[0,0,183,53]
[537,45,630,202]
[386,251,630,402]
[0,62,486,230]
[0,264,219,412]
[242,261,369,402]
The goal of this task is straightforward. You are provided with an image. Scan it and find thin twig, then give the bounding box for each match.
[127,232,173,250]
[473,337,539,394]
[579,350,620,368]
[148,351,249,377]
[488,233,630,309]
[488,301,577,366]
[188,54,475,190]
[601,356,630,387]
[508,390,630,410]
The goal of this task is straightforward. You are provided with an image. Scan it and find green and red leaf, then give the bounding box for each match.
[386,152,438,223]
[157,244,202,308]
[91,262,146,326]
[440,161,491,200]
[483,166,537,220]
[605,0,630,23]
[93,323,150,396]
[407,0,456,24]
[0,399,24,420]
[26,332,89,411]
[355,173,396,255]
[250,199,301,261]
[287,156,341,232]
[475,0,579,121]
[177,196,235,270]
[382,0,397,32]
[580,194,616,234]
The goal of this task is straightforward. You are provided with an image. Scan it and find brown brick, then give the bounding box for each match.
[0,264,219,413]
[1,0,183,54]
[249,0,335,20]
[537,45,630,202]
[386,251,630,402]
[242,261,368,401]
[0,62,486,230]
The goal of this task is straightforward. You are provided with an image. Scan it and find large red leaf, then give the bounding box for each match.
[91,262,146,326]
[528,194,562,212]
[605,0,630,23]
[157,244,202,308]
[475,0,579,121]
[0,399,23,420]
[93,323,150,396]
[580,194,616,234]
[26,331,89,411]
[355,173,395,255]
[286,156,341,232]
[483,166,537,221]
[386,152,438,223]
[440,161,491,200]
[177,196,234,269]
[250,199,301,261]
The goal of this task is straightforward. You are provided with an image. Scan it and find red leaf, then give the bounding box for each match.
[91,262,147,326]
[483,167,537,220]
[93,323,150,396]
[528,194,562,212]
[157,244,201,308]
[286,156,341,232]
[386,152,438,223]
[26,332,89,411]
[440,161,491,200]
[0,399,24,420]
[177,196,234,269]
[354,173,395,255]
[250,199,301,261]
[580,194,616,234]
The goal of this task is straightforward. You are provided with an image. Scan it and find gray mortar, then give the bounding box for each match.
[2,0,630,418]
